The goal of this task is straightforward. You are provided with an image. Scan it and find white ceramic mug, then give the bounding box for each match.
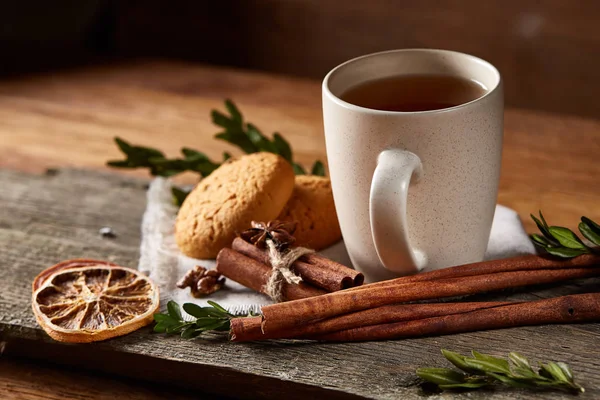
[322,49,503,282]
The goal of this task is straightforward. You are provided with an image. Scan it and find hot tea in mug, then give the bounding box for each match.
[340,74,487,112]
[323,49,503,282]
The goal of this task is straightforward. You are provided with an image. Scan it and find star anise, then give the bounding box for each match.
[239,220,297,249]
[176,265,225,298]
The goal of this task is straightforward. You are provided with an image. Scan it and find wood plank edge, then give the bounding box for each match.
[0,323,371,400]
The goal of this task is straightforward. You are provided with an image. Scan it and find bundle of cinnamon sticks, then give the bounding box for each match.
[230,253,600,342]
[215,237,364,301]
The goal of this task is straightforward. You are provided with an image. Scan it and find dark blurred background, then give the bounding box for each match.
[1,0,599,118]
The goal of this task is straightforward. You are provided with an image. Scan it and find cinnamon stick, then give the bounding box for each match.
[349,253,600,291]
[232,237,364,291]
[215,248,327,301]
[261,267,600,333]
[307,293,600,341]
[230,300,515,342]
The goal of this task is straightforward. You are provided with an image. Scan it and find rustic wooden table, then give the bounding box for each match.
[0,60,599,400]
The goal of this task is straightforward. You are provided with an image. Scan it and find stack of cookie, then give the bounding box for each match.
[175,152,342,259]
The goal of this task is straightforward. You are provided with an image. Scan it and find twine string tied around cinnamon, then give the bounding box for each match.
[263,240,315,302]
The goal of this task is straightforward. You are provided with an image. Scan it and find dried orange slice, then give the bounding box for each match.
[32,259,159,343]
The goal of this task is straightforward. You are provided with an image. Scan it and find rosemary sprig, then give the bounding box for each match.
[417,349,584,393]
[530,211,600,258]
[153,300,254,339]
[107,99,325,178]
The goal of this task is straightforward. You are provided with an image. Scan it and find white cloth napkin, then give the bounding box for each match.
[138,178,535,314]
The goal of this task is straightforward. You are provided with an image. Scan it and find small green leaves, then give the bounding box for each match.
[107,137,170,176]
[153,313,173,323]
[417,349,585,393]
[152,322,169,333]
[581,216,600,233]
[530,211,598,258]
[441,349,480,375]
[416,368,468,385]
[272,133,292,162]
[224,99,243,123]
[531,233,554,247]
[182,303,210,318]
[107,100,325,179]
[245,123,277,153]
[311,160,325,176]
[153,312,183,334]
[579,217,600,246]
[181,325,201,339]
[486,372,536,389]
[171,187,192,206]
[153,300,252,339]
[508,352,538,379]
[508,352,531,369]
[211,100,324,175]
[207,300,229,314]
[167,300,183,320]
[107,137,219,178]
[556,362,575,382]
[539,362,584,392]
[548,227,588,250]
[540,362,570,383]
[293,163,306,175]
[531,213,558,245]
[153,315,193,334]
[544,247,588,258]
[466,351,511,374]
[438,381,489,390]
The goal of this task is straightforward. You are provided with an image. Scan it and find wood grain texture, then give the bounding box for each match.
[0,60,598,234]
[0,356,222,400]
[112,0,600,118]
[2,1,598,117]
[0,169,599,400]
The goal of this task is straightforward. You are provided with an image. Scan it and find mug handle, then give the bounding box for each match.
[369,149,427,275]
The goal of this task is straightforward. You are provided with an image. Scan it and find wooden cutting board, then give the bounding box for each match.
[1,168,598,400]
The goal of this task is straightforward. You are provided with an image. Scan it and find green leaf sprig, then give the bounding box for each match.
[107,99,325,178]
[212,100,324,175]
[417,349,584,393]
[153,300,254,339]
[107,138,225,178]
[530,211,600,258]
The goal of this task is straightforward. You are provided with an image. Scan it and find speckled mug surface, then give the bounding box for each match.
[323,49,503,282]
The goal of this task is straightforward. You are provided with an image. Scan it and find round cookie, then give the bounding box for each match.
[277,175,342,251]
[176,152,295,258]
